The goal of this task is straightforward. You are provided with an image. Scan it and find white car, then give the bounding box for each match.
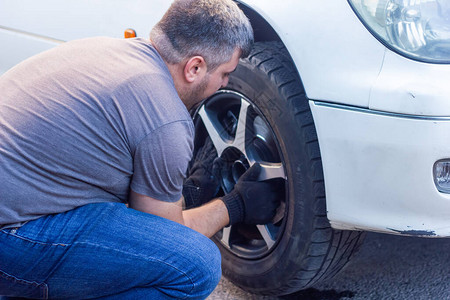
[1,0,449,296]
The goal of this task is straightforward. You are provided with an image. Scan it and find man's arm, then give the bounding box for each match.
[130,162,279,238]
[128,190,229,238]
[182,199,229,237]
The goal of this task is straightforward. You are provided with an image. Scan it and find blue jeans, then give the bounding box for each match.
[0,203,222,299]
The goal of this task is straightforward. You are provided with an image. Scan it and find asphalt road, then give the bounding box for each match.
[208,232,450,300]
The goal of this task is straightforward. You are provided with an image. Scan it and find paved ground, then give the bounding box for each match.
[208,232,450,300]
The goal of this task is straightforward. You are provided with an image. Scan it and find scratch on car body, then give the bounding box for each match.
[387,228,436,236]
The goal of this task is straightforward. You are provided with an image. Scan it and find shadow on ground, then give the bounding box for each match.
[280,288,355,300]
[281,288,355,300]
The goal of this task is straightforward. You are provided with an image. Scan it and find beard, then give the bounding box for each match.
[181,74,210,109]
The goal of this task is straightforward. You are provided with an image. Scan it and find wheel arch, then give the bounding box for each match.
[236,2,307,97]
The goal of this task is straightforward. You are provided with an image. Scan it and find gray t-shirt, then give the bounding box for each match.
[0,37,194,228]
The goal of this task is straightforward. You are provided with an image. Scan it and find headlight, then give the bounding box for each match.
[348,0,450,63]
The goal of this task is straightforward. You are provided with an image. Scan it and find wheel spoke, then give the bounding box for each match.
[198,106,229,156]
[221,226,231,248]
[256,225,276,249]
[258,163,287,181]
[231,99,250,155]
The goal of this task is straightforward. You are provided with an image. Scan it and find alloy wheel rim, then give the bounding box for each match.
[193,90,288,259]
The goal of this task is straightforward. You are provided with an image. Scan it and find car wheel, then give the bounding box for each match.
[191,42,365,296]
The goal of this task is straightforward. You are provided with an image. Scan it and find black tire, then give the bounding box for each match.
[192,42,365,296]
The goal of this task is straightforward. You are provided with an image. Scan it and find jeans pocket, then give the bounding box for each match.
[0,269,48,299]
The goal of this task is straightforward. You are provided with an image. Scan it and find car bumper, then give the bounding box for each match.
[311,101,450,237]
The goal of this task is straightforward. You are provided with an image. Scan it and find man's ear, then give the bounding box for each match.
[183,56,207,83]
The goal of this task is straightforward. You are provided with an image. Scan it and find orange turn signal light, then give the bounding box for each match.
[124,29,137,39]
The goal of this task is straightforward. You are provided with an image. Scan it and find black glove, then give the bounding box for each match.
[220,163,279,225]
[183,139,222,209]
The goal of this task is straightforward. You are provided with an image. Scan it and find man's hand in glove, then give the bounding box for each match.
[182,139,222,209]
[220,163,280,225]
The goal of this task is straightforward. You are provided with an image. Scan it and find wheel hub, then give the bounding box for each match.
[219,147,250,193]
[232,160,247,183]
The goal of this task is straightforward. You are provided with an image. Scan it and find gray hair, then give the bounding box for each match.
[150,0,254,71]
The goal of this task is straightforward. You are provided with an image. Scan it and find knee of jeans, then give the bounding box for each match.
[188,236,222,297]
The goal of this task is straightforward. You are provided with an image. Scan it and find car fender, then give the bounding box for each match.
[237,0,386,108]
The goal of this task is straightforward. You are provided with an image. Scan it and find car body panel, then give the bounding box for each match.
[311,101,450,237]
[239,0,386,108]
[0,0,170,74]
[0,0,170,40]
[370,48,450,116]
